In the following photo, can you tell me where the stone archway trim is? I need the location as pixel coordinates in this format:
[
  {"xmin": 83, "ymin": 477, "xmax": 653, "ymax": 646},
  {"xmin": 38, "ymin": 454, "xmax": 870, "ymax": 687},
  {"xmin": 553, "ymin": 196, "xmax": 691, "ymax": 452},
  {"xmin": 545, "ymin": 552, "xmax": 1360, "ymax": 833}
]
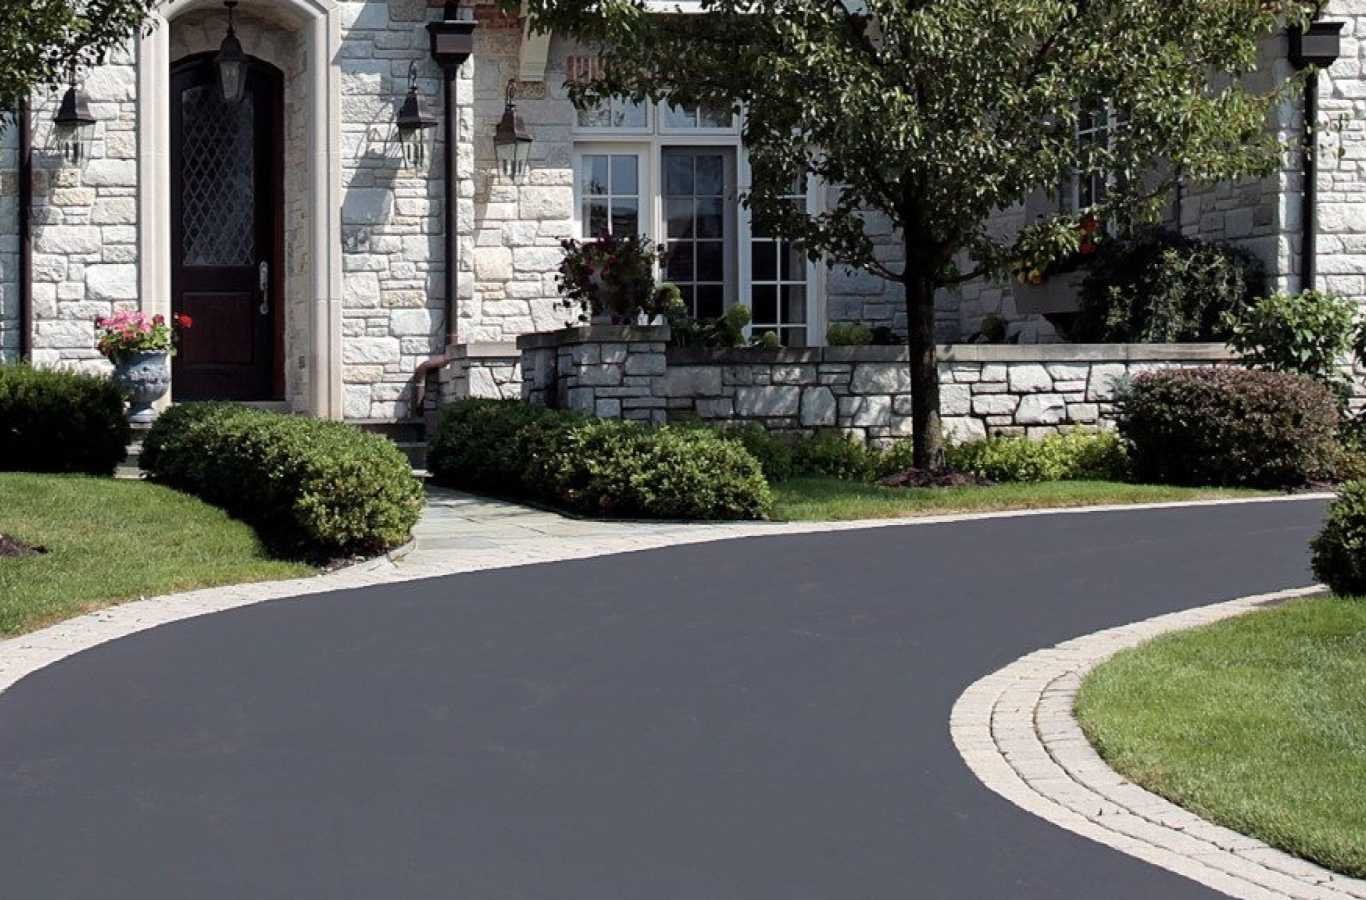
[{"xmin": 136, "ymin": 0, "xmax": 343, "ymax": 418}]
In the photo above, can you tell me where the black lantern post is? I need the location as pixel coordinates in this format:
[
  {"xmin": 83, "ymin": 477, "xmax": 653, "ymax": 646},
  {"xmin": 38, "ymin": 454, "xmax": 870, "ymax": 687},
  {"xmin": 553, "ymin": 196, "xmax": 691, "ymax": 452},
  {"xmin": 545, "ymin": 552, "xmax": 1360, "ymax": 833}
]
[
  {"xmin": 396, "ymin": 61, "xmax": 439, "ymax": 169},
  {"xmin": 215, "ymin": 1, "xmax": 247, "ymax": 104},
  {"xmin": 52, "ymin": 63, "xmax": 96, "ymax": 166},
  {"xmin": 493, "ymin": 80, "xmax": 533, "ymax": 181}
]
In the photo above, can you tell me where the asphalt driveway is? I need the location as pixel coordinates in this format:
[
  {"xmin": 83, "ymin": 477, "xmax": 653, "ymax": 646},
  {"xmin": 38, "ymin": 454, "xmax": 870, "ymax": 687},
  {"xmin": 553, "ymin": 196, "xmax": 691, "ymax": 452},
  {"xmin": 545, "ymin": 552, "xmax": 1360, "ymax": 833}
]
[{"xmin": 0, "ymin": 499, "xmax": 1327, "ymax": 898}]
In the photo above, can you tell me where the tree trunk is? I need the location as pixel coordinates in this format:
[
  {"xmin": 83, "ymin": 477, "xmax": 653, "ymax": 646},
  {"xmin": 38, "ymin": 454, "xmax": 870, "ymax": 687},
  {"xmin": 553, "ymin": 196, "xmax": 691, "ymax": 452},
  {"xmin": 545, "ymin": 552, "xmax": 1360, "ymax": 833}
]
[{"xmin": 905, "ymin": 274, "xmax": 945, "ymax": 470}]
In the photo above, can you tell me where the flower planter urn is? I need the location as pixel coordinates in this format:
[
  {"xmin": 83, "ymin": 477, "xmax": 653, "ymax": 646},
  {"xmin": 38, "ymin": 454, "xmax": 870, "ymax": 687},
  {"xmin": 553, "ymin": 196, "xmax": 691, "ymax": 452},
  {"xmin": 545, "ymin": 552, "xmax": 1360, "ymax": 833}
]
[{"xmin": 111, "ymin": 350, "xmax": 171, "ymax": 425}]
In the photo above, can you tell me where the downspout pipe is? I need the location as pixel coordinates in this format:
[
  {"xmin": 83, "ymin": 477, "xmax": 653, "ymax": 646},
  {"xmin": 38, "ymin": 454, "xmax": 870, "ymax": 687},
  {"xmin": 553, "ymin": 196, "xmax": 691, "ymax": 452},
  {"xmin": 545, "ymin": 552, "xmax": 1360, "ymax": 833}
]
[
  {"xmin": 17, "ymin": 97, "xmax": 32, "ymax": 361},
  {"xmin": 1289, "ymin": 21, "xmax": 1345, "ymax": 293},
  {"xmin": 412, "ymin": 5, "xmax": 477, "ymax": 420},
  {"xmin": 1302, "ymin": 69, "xmax": 1319, "ymax": 293}
]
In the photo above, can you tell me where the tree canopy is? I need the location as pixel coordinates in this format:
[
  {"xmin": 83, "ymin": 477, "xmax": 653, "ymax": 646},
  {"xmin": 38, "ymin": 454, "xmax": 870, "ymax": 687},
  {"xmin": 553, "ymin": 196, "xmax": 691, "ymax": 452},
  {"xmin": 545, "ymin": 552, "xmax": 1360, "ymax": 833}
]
[
  {"xmin": 0, "ymin": 0, "xmax": 158, "ymax": 111},
  {"xmin": 520, "ymin": 0, "xmax": 1320, "ymax": 465}
]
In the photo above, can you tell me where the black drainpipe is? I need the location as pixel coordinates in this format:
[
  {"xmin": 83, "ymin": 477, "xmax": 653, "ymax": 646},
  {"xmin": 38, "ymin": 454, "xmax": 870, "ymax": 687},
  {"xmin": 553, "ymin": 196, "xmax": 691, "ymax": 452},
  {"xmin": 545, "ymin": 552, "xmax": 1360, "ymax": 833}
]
[
  {"xmin": 1302, "ymin": 68, "xmax": 1319, "ymax": 292},
  {"xmin": 17, "ymin": 96, "xmax": 32, "ymax": 361},
  {"xmin": 412, "ymin": 5, "xmax": 477, "ymax": 420},
  {"xmin": 1289, "ymin": 21, "xmax": 1345, "ymax": 293},
  {"xmin": 441, "ymin": 66, "xmax": 459, "ymax": 349}
]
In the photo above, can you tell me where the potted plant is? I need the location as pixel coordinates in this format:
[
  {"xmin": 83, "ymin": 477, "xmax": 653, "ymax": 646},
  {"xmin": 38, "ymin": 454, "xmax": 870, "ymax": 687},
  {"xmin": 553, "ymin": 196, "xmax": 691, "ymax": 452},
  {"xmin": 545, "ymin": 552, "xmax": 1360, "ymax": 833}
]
[
  {"xmin": 556, "ymin": 232, "xmax": 663, "ymax": 325},
  {"xmin": 1009, "ymin": 213, "xmax": 1102, "ymax": 317},
  {"xmin": 95, "ymin": 310, "xmax": 191, "ymax": 424}
]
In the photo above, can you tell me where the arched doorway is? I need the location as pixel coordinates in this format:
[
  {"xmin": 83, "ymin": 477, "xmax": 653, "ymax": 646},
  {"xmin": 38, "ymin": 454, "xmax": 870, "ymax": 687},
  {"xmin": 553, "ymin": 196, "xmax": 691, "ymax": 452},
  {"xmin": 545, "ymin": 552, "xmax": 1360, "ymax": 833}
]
[{"xmin": 169, "ymin": 53, "xmax": 284, "ymax": 401}]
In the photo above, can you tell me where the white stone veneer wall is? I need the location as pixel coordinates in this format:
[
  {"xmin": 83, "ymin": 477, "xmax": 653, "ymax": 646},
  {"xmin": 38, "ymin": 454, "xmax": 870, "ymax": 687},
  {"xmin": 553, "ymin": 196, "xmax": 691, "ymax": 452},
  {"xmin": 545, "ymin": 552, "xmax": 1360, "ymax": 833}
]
[
  {"xmin": 25, "ymin": 44, "xmax": 139, "ymax": 374},
  {"xmin": 0, "ymin": 118, "xmax": 17, "ymax": 362},
  {"xmin": 1316, "ymin": 5, "xmax": 1366, "ymax": 307},
  {"xmin": 464, "ymin": 21, "xmax": 577, "ymax": 344},
  {"xmin": 337, "ymin": 0, "xmax": 463, "ymax": 420}
]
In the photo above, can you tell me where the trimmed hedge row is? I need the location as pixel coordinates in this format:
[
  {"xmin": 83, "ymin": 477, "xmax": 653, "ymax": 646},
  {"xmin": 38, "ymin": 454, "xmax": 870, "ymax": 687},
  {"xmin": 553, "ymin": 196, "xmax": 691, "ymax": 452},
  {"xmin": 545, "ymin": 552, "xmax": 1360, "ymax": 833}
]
[
  {"xmin": 711, "ymin": 424, "xmax": 1127, "ymax": 485},
  {"xmin": 946, "ymin": 431, "xmax": 1128, "ymax": 483},
  {"xmin": 0, "ymin": 364, "xmax": 130, "ymax": 476},
  {"xmin": 428, "ymin": 399, "xmax": 772, "ymax": 520},
  {"xmin": 1116, "ymin": 367, "xmax": 1339, "ymax": 488},
  {"xmin": 141, "ymin": 403, "xmax": 423, "ymax": 556}
]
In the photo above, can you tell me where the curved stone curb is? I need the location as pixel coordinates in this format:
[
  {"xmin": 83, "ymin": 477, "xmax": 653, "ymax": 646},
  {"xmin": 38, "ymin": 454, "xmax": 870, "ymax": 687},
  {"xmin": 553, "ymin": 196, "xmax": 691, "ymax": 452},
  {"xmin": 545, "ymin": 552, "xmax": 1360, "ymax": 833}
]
[
  {"xmin": 951, "ymin": 585, "xmax": 1366, "ymax": 900},
  {"xmin": 0, "ymin": 492, "xmax": 1331, "ymax": 707}
]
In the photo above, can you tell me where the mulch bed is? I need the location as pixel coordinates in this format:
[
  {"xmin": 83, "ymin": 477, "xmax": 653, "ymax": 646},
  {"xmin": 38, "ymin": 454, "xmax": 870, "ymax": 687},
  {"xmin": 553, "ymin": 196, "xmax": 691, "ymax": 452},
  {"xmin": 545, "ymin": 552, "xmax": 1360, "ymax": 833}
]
[
  {"xmin": 878, "ymin": 468, "xmax": 993, "ymax": 489},
  {"xmin": 0, "ymin": 534, "xmax": 46, "ymax": 559}
]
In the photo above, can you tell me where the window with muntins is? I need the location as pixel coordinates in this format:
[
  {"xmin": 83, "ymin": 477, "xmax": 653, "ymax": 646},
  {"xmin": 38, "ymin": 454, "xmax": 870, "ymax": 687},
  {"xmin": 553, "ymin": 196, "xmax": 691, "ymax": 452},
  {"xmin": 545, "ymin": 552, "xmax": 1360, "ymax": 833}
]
[{"xmin": 572, "ymin": 97, "xmax": 820, "ymax": 344}]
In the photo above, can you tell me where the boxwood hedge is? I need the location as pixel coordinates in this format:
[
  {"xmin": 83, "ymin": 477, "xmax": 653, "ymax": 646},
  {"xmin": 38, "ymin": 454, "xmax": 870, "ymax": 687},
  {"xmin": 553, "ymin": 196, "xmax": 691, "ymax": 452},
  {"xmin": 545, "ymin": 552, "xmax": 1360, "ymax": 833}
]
[
  {"xmin": 1311, "ymin": 481, "xmax": 1366, "ymax": 595},
  {"xmin": 141, "ymin": 403, "xmax": 423, "ymax": 556},
  {"xmin": 0, "ymin": 364, "xmax": 130, "ymax": 476},
  {"xmin": 429, "ymin": 399, "xmax": 772, "ymax": 520}
]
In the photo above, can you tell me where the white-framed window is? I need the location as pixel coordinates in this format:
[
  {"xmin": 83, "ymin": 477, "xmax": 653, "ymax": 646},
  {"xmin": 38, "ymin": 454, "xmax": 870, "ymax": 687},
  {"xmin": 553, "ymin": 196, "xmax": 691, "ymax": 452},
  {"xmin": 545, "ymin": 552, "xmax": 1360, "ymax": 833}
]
[
  {"xmin": 658, "ymin": 103, "xmax": 737, "ymax": 134},
  {"xmin": 575, "ymin": 96, "xmax": 649, "ymax": 134},
  {"xmin": 575, "ymin": 148, "xmax": 647, "ymax": 238},
  {"xmin": 746, "ymin": 180, "xmax": 810, "ymax": 346},
  {"xmin": 572, "ymin": 97, "xmax": 822, "ymax": 344},
  {"xmin": 1061, "ymin": 102, "xmax": 1116, "ymax": 214}
]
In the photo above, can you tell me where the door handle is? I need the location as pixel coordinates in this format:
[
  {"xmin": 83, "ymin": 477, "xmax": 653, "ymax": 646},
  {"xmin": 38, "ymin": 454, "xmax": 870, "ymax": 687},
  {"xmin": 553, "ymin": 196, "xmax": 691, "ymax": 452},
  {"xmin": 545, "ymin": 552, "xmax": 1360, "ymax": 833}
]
[{"xmin": 258, "ymin": 261, "xmax": 269, "ymax": 316}]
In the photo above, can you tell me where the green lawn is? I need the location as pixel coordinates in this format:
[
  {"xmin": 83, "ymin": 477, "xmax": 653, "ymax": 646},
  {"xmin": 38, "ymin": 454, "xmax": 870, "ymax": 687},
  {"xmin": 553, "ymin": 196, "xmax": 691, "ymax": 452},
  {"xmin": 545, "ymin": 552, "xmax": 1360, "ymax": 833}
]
[
  {"xmin": 771, "ymin": 477, "xmax": 1264, "ymax": 521},
  {"xmin": 0, "ymin": 474, "xmax": 313, "ymax": 636},
  {"xmin": 1076, "ymin": 595, "xmax": 1366, "ymax": 878}
]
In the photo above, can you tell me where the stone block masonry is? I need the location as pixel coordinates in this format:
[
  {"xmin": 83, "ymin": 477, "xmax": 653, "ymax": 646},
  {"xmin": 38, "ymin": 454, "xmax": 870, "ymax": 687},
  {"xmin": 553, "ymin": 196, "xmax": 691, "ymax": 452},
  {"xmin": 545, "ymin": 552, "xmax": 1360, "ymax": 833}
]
[
  {"xmin": 518, "ymin": 326, "xmax": 671, "ymax": 424},
  {"xmin": 515, "ymin": 328, "xmax": 1237, "ymax": 446}
]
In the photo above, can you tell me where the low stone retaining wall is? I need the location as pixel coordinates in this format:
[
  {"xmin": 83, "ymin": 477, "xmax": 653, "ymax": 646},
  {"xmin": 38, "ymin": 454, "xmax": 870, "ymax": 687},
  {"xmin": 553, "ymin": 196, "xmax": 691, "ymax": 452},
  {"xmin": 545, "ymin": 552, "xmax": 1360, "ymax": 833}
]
[
  {"xmin": 440, "ymin": 342, "xmax": 522, "ymax": 403},
  {"xmin": 504, "ymin": 327, "xmax": 1237, "ymax": 444}
]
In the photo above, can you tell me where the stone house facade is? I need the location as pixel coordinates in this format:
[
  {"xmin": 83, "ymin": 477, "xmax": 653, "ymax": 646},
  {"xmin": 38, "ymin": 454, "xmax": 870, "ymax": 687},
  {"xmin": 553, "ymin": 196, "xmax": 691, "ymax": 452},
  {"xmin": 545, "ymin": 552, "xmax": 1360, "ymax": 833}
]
[{"xmin": 0, "ymin": 0, "xmax": 1361, "ymax": 425}]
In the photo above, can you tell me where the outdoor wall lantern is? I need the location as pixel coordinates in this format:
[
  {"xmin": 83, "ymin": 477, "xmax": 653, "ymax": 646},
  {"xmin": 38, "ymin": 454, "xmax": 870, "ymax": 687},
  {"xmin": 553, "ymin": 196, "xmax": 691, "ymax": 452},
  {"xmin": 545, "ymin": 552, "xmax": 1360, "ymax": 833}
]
[
  {"xmin": 493, "ymin": 80, "xmax": 533, "ymax": 181},
  {"xmin": 396, "ymin": 61, "xmax": 439, "ymax": 169},
  {"xmin": 215, "ymin": 0, "xmax": 248, "ymax": 104},
  {"xmin": 52, "ymin": 64, "xmax": 96, "ymax": 166}
]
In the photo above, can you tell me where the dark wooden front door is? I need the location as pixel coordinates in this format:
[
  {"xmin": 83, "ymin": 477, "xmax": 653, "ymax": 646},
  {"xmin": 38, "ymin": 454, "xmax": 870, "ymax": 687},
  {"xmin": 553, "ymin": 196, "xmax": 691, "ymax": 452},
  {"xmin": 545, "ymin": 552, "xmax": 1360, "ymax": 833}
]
[{"xmin": 170, "ymin": 55, "xmax": 283, "ymax": 401}]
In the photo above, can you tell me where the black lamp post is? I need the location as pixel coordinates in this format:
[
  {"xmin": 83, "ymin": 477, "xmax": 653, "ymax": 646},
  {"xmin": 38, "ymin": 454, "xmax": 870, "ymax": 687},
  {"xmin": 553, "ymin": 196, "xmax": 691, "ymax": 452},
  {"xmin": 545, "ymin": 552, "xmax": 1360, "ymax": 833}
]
[
  {"xmin": 215, "ymin": 0, "xmax": 247, "ymax": 104},
  {"xmin": 493, "ymin": 80, "xmax": 533, "ymax": 181},
  {"xmin": 52, "ymin": 63, "xmax": 96, "ymax": 165},
  {"xmin": 396, "ymin": 61, "xmax": 439, "ymax": 169}
]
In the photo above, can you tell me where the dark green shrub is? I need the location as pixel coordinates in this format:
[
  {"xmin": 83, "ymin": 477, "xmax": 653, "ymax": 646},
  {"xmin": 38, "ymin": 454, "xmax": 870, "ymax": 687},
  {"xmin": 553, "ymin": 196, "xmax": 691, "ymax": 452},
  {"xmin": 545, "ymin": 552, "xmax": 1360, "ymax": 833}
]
[
  {"xmin": 533, "ymin": 419, "xmax": 772, "ymax": 519},
  {"xmin": 141, "ymin": 403, "xmax": 422, "ymax": 556},
  {"xmin": 1226, "ymin": 290, "xmax": 1358, "ymax": 399},
  {"xmin": 1073, "ymin": 229, "xmax": 1267, "ymax": 343},
  {"xmin": 791, "ymin": 431, "xmax": 878, "ymax": 481},
  {"xmin": 1116, "ymin": 367, "xmax": 1339, "ymax": 488},
  {"xmin": 429, "ymin": 399, "xmax": 772, "ymax": 520},
  {"xmin": 1311, "ymin": 482, "xmax": 1366, "ymax": 595},
  {"xmin": 714, "ymin": 424, "xmax": 796, "ymax": 482},
  {"xmin": 827, "ymin": 323, "xmax": 874, "ymax": 346},
  {"xmin": 428, "ymin": 398, "xmax": 580, "ymax": 496},
  {"xmin": 0, "ymin": 364, "xmax": 129, "ymax": 476},
  {"xmin": 945, "ymin": 431, "xmax": 1128, "ymax": 483}
]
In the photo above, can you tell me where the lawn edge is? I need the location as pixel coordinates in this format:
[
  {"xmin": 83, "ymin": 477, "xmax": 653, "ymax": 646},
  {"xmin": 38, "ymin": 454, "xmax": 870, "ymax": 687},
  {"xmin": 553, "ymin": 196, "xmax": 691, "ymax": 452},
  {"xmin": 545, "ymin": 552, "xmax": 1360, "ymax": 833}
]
[{"xmin": 950, "ymin": 584, "xmax": 1366, "ymax": 900}]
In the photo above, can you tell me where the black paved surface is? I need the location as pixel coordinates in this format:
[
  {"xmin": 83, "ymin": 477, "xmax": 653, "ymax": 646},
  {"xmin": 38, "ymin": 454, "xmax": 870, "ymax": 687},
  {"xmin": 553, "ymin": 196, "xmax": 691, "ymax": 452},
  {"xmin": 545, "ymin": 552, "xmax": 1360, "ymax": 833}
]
[{"xmin": 0, "ymin": 499, "xmax": 1327, "ymax": 898}]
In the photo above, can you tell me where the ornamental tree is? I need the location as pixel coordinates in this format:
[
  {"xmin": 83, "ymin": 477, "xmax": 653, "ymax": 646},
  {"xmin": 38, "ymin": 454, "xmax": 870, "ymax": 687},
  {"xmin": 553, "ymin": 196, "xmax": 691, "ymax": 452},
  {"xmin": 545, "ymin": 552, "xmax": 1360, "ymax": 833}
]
[
  {"xmin": 0, "ymin": 0, "xmax": 158, "ymax": 112},
  {"xmin": 520, "ymin": 0, "xmax": 1318, "ymax": 467}
]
